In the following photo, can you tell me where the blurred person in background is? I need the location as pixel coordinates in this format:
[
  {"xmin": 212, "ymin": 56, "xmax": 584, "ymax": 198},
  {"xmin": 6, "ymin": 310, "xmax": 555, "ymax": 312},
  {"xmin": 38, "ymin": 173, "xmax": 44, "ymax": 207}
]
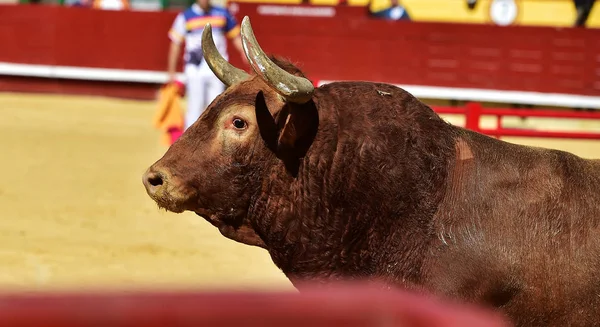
[
  {"xmin": 66, "ymin": 0, "xmax": 128, "ymax": 9},
  {"xmin": 466, "ymin": 0, "xmax": 478, "ymax": 10},
  {"xmin": 167, "ymin": 0, "xmax": 247, "ymax": 131},
  {"xmin": 68, "ymin": 0, "xmax": 92, "ymax": 7},
  {"xmin": 574, "ymin": 0, "xmax": 596, "ymax": 27},
  {"xmin": 370, "ymin": 0, "xmax": 411, "ymax": 21},
  {"xmin": 92, "ymin": 0, "xmax": 129, "ymax": 10}
]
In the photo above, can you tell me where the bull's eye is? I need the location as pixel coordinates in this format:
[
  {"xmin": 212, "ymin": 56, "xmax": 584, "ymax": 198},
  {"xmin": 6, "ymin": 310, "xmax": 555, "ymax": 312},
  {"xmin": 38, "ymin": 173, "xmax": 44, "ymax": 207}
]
[{"xmin": 232, "ymin": 118, "xmax": 247, "ymax": 130}]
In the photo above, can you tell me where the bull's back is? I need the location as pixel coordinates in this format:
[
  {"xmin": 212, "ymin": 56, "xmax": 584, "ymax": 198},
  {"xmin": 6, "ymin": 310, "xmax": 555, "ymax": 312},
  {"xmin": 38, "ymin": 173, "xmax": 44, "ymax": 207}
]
[
  {"xmin": 316, "ymin": 82, "xmax": 600, "ymax": 324},
  {"xmin": 430, "ymin": 129, "xmax": 600, "ymax": 324}
]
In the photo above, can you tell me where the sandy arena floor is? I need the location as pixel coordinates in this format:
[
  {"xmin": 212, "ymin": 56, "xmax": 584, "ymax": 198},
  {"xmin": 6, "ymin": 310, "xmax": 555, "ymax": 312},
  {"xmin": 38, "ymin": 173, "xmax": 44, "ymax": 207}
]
[{"xmin": 0, "ymin": 92, "xmax": 599, "ymax": 293}]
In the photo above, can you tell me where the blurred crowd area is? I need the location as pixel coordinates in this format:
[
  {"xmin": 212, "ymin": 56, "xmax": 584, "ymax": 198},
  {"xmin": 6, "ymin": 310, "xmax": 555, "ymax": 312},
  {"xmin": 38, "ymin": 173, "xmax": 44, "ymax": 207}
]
[{"xmin": 3, "ymin": 0, "xmax": 597, "ymax": 28}]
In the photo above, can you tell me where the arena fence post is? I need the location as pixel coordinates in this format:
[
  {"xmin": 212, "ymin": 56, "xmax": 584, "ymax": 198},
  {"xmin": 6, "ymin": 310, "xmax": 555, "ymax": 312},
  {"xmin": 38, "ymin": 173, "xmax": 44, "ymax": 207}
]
[{"xmin": 465, "ymin": 102, "xmax": 482, "ymax": 133}]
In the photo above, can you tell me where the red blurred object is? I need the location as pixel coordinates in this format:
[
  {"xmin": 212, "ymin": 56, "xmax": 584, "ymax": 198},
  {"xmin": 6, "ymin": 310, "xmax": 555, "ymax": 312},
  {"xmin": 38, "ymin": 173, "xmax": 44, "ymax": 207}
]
[
  {"xmin": 167, "ymin": 81, "xmax": 185, "ymax": 144},
  {"xmin": 168, "ymin": 126, "xmax": 183, "ymax": 144},
  {"xmin": 0, "ymin": 284, "xmax": 511, "ymax": 327},
  {"xmin": 173, "ymin": 80, "xmax": 186, "ymax": 97}
]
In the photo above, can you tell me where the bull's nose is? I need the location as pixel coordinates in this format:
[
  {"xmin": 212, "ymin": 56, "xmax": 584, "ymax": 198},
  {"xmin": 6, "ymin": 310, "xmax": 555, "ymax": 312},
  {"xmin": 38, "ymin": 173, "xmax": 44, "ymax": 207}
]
[{"xmin": 142, "ymin": 169, "xmax": 167, "ymax": 197}]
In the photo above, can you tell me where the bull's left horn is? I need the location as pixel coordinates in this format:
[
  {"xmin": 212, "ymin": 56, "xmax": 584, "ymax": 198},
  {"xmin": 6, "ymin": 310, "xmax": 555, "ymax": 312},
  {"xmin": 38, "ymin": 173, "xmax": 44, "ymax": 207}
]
[
  {"xmin": 240, "ymin": 16, "xmax": 314, "ymax": 104},
  {"xmin": 202, "ymin": 24, "xmax": 249, "ymax": 86}
]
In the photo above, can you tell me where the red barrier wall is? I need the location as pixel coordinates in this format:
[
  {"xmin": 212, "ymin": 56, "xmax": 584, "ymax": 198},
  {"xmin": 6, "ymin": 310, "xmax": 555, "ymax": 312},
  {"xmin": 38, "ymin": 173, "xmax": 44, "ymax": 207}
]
[
  {"xmin": 0, "ymin": 4, "xmax": 177, "ymax": 71},
  {"xmin": 229, "ymin": 3, "xmax": 600, "ymax": 96},
  {"xmin": 1, "ymin": 3, "xmax": 599, "ymax": 99}
]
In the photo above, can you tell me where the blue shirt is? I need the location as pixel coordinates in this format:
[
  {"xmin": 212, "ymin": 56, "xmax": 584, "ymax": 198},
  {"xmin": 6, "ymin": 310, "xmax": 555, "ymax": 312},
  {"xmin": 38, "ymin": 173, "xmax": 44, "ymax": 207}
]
[{"xmin": 169, "ymin": 4, "xmax": 240, "ymax": 65}]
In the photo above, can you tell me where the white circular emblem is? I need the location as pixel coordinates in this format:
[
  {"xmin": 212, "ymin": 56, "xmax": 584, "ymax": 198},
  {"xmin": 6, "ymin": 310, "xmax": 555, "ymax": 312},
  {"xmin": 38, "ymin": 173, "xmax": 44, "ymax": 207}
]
[{"xmin": 489, "ymin": 0, "xmax": 518, "ymax": 26}]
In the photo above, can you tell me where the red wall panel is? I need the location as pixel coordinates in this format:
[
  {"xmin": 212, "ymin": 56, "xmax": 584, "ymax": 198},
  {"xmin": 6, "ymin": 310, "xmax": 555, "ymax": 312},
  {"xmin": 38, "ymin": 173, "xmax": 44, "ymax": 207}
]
[
  {"xmin": 0, "ymin": 5, "xmax": 58, "ymax": 66},
  {"xmin": 0, "ymin": 4, "xmax": 177, "ymax": 70},
  {"xmin": 0, "ymin": 3, "xmax": 598, "ymax": 97},
  {"xmin": 51, "ymin": 7, "xmax": 177, "ymax": 70},
  {"xmin": 228, "ymin": 4, "xmax": 600, "ymax": 96}
]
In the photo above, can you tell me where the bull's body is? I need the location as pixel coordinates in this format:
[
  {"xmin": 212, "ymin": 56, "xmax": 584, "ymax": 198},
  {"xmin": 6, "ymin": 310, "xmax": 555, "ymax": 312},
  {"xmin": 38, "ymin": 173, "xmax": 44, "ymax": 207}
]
[
  {"xmin": 256, "ymin": 81, "xmax": 600, "ymax": 325},
  {"xmin": 143, "ymin": 17, "xmax": 600, "ymax": 326}
]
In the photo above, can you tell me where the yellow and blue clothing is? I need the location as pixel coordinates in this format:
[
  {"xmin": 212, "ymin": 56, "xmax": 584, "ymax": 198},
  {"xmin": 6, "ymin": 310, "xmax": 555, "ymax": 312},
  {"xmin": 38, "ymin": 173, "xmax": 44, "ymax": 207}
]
[
  {"xmin": 169, "ymin": 3, "xmax": 240, "ymax": 65},
  {"xmin": 168, "ymin": 3, "xmax": 241, "ymax": 131}
]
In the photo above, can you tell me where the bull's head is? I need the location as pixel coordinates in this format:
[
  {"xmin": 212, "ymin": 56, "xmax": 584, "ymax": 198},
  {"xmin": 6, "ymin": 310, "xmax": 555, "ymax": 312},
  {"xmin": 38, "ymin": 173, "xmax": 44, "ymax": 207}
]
[{"xmin": 142, "ymin": 17, "xmax": 318, "ymax": 248}]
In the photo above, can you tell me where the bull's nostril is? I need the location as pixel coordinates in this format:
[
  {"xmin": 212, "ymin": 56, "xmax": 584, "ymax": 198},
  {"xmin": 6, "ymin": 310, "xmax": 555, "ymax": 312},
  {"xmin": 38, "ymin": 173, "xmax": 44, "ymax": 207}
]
[{"xmin": 148, "ymin": 173, "xmax": 164, "ymax": 187}]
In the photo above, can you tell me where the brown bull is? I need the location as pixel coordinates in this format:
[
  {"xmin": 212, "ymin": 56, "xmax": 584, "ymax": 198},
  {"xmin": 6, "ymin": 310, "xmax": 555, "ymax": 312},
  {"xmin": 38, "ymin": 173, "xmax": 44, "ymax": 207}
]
[{"xmin": 142, "ymin": 16, "xmax": 600, "ymax": 326}]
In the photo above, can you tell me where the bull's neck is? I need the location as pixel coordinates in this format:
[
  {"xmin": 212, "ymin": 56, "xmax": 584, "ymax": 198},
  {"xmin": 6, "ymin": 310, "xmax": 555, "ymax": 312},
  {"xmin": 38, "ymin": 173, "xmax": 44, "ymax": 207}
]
[
  {"xmin": 250, "ymin": 134, "xmax": 455, "ymax": 285},
  {"xmin": 250, "ymin": 154, "xmax": 350, "ymax": 281}
]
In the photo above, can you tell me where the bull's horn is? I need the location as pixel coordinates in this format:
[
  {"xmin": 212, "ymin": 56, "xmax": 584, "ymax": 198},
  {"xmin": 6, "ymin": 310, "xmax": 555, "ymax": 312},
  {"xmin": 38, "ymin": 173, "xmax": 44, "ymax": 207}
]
[
  {"xmin": 240, "ymin": 16, "xmax": 314, "ymax": 104},
  {"xmin": 202, "ymin": 24, "xmax": 249, "ymax": 86}
]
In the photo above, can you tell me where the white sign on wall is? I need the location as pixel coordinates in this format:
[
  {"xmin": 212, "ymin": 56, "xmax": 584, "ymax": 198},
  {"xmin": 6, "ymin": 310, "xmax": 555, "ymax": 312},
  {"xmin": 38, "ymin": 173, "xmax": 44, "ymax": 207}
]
[{"xmin": 489, "ymin": 0, "xmax": 519, "ymax": 26}]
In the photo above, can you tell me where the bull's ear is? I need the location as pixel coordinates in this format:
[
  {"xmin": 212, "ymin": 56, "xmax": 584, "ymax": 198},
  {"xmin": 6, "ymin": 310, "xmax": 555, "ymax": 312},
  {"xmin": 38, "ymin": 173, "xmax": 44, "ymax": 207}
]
[
  {"xmin": 277, "ymin": 105, "xmax": 299, "ymax": 150},
  {"xmin": 255, "ymin": 91, "xmax": 318, "ymax": 159},
  {"xmin": 276, "ymin": 100, "xmax": 319, "ymax": 157},
  {"xmin": 255, "ymin": 91, "xmax": 278, "ymax": 152}
]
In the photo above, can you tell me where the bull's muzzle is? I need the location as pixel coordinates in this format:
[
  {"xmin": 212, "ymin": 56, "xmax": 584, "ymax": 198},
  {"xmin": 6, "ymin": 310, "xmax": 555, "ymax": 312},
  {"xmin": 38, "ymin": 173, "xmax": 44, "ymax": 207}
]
[
  {"xmin": 142, "ymin": 166, "xmax": 192, "ymax": 213},
  {"xmin": 142, "ymin": 168, "xmax": 165, "ymax": 196}
]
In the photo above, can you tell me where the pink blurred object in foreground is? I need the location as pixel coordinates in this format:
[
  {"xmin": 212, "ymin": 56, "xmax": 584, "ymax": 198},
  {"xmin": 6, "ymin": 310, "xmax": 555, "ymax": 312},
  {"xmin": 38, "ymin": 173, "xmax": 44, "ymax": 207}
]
[{"xmin": 0, "ymin": 282, "xmax": 512, "ymax": 327}]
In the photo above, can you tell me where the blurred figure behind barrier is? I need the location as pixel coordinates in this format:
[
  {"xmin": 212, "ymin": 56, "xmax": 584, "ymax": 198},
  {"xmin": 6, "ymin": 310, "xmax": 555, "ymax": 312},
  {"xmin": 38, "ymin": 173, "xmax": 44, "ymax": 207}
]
[
  {"xmin": 369, "ymin": 0, "xmax": 411, "ymax": 21},
  {"xmin": 166, "ymin": 0, "xmax": 247, "ymax": 131},
  {"xmin": 574, "ymin": 0, "xmax": 596, "ymax": 27}
]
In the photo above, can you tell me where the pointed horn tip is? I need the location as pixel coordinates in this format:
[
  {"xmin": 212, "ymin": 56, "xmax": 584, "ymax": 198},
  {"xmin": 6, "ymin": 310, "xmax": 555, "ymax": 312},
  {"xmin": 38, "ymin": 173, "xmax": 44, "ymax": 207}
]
[
  {"xmin": 202, "ymin": 24, "xmax": 212, "ymax": 39},
  {"xmin": 238, "ymin": 14, "xmax": 313, "ymax": 103},
  {"xmin": 240, "ymin": 17, "xmax": 251, "ymax": 36}
]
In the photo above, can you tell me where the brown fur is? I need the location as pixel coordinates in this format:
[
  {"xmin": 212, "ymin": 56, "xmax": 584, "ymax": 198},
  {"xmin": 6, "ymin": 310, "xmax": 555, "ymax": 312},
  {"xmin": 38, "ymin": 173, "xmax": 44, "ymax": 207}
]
[{"xmin": 143, "ymin": 57, "xmax": 600, "ymax": 326}]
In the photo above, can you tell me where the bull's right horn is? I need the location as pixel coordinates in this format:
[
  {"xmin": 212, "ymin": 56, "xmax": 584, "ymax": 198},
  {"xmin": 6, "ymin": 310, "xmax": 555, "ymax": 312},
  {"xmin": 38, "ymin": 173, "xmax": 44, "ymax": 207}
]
[
  {"xmin": 202, "ymin": 24, "xmax": 249, "ymax": 86},
  {"xmin": 240, "ymin": 16, "xmax": 314, "ymax": 104}
]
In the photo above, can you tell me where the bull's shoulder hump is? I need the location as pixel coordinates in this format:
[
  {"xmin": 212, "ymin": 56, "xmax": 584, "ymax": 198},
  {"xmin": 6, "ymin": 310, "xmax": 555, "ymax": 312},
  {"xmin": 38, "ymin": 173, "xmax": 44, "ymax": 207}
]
[
  {"xmin": 317, "ymin": 81, "xmax": 412, "ymax": 99},
  {"xmin": 318, "ymin": 81, "xmax": 404, "ymax": 90}
]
